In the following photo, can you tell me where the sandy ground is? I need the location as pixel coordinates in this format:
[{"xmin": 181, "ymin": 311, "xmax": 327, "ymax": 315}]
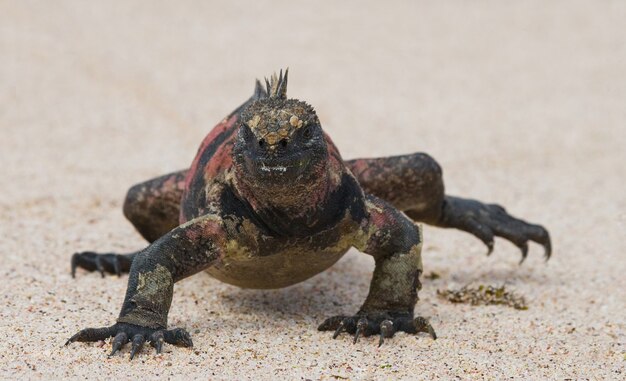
[{"xmin": 1, "ymin": 0, "xmax": 625, "ymax": 379}]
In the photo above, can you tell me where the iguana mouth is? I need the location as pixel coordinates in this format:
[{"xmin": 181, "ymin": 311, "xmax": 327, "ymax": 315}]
[
  {"xmin": 245, "ymin": 153, "xmax": 312, "ymax": 179},
  {"xmin": 260, "ymin": 164, "xmax": 287, "ymax": 173}
]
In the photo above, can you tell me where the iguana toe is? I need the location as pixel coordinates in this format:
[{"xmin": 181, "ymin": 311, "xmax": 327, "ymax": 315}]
[
  {"xmin": 71, "ymin": 252, "xmax": 132, "ymax": 278},
  {"xmin": 319, "ymin": 312, "xmax": 436, "ymax": 346},
  {"xmin": 66, "ymin": 322, "xmax": 192, "ymax": 359}
]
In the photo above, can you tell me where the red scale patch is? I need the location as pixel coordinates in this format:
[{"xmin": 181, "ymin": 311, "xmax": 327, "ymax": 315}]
[
  {"xmin": 204, "ymin": 142, "xmax": 234, "ymax": 179},
  {"xmin": 185, "ymin": 115, "xmax": 239, "ymax": 188}
]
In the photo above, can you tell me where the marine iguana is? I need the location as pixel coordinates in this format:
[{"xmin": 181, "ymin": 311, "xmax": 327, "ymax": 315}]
[{"xmin": 66, "ymin": 70, "xmax": 551, "ymax": 358}]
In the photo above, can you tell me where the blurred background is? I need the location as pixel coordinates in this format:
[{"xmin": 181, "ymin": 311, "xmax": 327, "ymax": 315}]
[{"xmin": 1, "ymin": 1, "xmax": 624, "ymax": 379}]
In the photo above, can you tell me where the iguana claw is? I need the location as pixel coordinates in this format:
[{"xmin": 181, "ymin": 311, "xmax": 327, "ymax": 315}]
[{"xmin": 66, "ymin": 322, "xmax": 192, "ymax": 359}]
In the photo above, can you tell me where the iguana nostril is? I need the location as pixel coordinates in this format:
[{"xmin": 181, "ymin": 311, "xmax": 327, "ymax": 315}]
[
  {"xmin": 279, "ymin": 139, "xmax": 288, "ymax": 148},
  {"xmin": 258, "ymin": 139, "xmax": 266, "ymax": 148}
]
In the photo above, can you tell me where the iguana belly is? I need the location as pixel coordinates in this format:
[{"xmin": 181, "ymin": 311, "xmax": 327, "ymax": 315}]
[{"xmin": 204, "ymin": 244, "xmax": 350, "ymax": 289}]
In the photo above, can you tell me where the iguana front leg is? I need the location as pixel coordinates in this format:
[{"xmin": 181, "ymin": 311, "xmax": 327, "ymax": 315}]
[
  {"xmin": 319, "ymin": 195, "xmax": 436, "ymax": 346},
  {"xmin": 66, "ymin": 214, "xmax": 228, "ymax": 358}
]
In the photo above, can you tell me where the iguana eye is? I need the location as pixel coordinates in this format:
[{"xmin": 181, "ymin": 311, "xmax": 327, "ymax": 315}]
[{"xmin": 303, "ymin": 126, "xmax": 312, "ymax": 139}]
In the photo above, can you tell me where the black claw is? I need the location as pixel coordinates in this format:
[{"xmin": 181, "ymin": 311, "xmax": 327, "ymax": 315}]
[
  {"xmin": 129, "ymin": 334, "xmax": 145, "ymax": 360},
  {"xmin": 113, "ymin": 257, "xmax": 121, "ymax": 277},
  {"xmin": 151, "ymin": 331, "xmax": 165, "ymax": 354},
  {"xmin": 332, "ymin": 321, "xmax": 345, "ymax": 339},
  {"xmin": 71, "ymin": 253, "xmax": 78, "ymax": 278},
  {"xmin": 378, "ymin": 320, "xmax": 394, "ymax": 347},
  {"xmin": 543, "ymin": 238, "xmax": 552, "ymax": 261},
  {"xmin": 95, "ymin": 257, "xmax": 105, "ymax": 278},
  {"xmin": 109, "ymin": 332, "xmax": 128, "ymax": 357},
  {"xmin": 486, "ymin": 241, "xmax": 494, "ymax": 256},
  {"xmin": 182, "ymin": 333, "xmax": 193, "ymax": 348},
  {"xmin": 468, "ymin": 222, "xmax": 495, "ymax": 256},
  {"xmin": 518, "ymin": 242, "xmax": 529, "ymax": 265},
  {"xmin": 522, "ymin": 223, "xmax": 552, "ymax": 262},
  {"xmin": 414, "ymin": 317, "xmax": 437, "ymax": 340},
  {"xmin": 65, "ymin": 332, "xmax": 80, "ymax": 346},
  {"xmin": 428, "ymin": 325, "xmax": 437, "ymax": 340},
  {"xmin": 154, "ymin": 339, "xmax": 163, "ymax": 354},
  {"xmin": 353, "ymin": 318, "xmax": 368, "ymax": 344}
]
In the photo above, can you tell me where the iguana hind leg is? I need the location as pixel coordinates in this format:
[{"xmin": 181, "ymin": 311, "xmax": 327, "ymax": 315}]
[
  {"xmin": 346, "ymin": 153, "xmax": 444, "ymax": 224},
  {"xmin": 71, "ymin": 170, "xmax": 188, "ymax": 277},
  {"xmin": 123, "ymin": 169, "xmax": 188, "ymax": 242},
  {"xmin": 346, "ymin": 154, "xmax": 551, "ymax": 260}
]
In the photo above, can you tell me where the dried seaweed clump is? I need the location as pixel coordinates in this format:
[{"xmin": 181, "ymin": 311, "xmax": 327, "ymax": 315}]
[{"xmin": 437, "ymin": 284, "xmax": 528, "ymax": 310}]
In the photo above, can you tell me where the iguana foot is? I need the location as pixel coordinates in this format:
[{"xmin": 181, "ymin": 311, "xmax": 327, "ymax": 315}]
[
  {"xmin": 441, "ymin": 196, "xmax": 551, "ymax": 263},
  {"xmin": 65, "ymin": 322, "xmax": 193, "ymax": 359},
  {"xmin": 318, "ymin": 312, "xmax": 436, "ymax": 346},
  {"xmin": 71, "ymin": 252, "xmax": 134, "ymax": 278}
]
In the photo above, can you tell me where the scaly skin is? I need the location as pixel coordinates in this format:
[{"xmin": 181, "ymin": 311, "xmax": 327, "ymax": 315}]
[{"xmin": 68, "ymin": 69, "xmax": 551, "ymax": 358}]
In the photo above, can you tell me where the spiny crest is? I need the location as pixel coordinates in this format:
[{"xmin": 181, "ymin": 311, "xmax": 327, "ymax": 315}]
[{"xmin": 264, "ymin": 68, "xmax": 289, "ymax": 99}]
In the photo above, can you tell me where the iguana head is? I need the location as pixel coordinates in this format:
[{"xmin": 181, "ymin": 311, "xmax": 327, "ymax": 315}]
[{"xmin": 233, "ymin": 69, "xmax": 329, "ymax": 189}]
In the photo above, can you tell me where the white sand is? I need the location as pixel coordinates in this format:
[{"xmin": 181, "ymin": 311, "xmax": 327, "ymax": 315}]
[{"xmin": 0, "ymin": 1, "xmax": 624, "ymax": 379}]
